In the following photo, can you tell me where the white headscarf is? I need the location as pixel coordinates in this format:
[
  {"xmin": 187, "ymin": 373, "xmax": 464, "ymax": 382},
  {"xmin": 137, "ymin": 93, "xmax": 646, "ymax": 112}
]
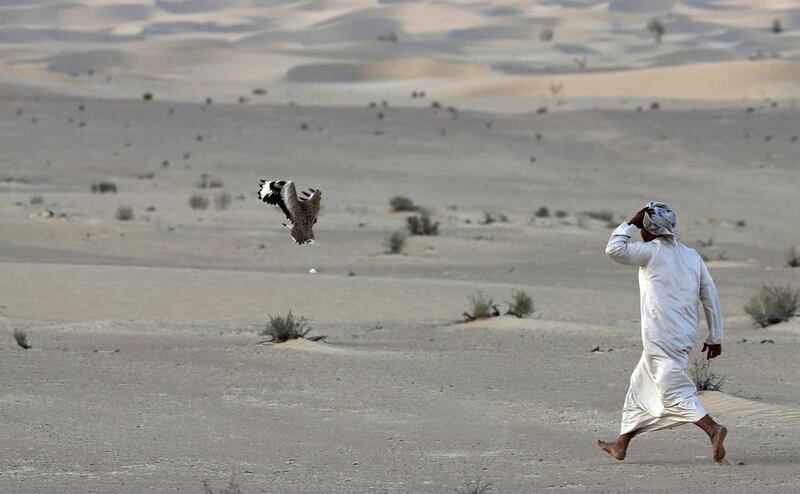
[{"xmin": 643, "ymin": 201, "xmax": 679, "ymax": 239}]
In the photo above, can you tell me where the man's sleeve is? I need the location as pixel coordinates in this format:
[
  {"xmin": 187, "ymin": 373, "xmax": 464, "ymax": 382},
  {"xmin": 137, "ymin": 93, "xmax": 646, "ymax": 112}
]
[
  {"xmin": 605, "ymin": 222, "xmax": 655, "ymax": 267},
  {"xmin": 699, "ymin": 261, "xmax": 724, "ymax": 345}
]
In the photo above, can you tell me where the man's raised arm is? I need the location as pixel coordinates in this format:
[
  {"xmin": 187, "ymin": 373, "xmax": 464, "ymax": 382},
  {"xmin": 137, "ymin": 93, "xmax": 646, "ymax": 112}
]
[{"xmin": 605, "ymin": 208, "xmax": 655, "ymax": 267}]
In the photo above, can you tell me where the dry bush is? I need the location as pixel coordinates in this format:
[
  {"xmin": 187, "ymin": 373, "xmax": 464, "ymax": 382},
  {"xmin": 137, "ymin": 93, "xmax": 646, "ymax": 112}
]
[
  {"xmin": 198, "ymin": 174, "xmax": 223, "ymax": 189},
  {"xmin": 481, "ymin": 211, "xmax": 509, "ymax": 225},
  {"xmin": 744, "ymin": 284, "xmax": 799, "ymax": 327},
  {"xmin": 142, "ymin": 92, "xmax": 153, "ymax": 101},
  {"xmin": 690, "ymin": 357, "xmax": 725, "ymax": 391},
  {"xmin": 261, "ymin": 311, "xmax": 311, "ymax": 342},
  {"xmin": 463, "ymin": 291, "xmax": 500, "ymax": 322},
  {"xmin": 202, "ymin": 476, "xmax": 241, "ymax": 494},
  {"xmin": 580, "ymin": 210, "xmax": 614, "ymax": 222},
  {"xmin": 30, "ymin": 195, "xmax": 44, "ymax": 205},
  {"xmin": 189, "ymin": 194, "xmax": 209, "ymax": 210},
  {"xmin": 91, "ymin": 181, "xmax": 117, "ymax": 193},
  {"xmin": 647, "ymin": 18, "xmax": 665, "ymax": 43},
  {"xmin": 115, "ymin": 206, "xmax": 133, "ymax": 221},
  {"xmin": 407, "ymin": 210, "xmax": 439, "ymax": 236},
  {"xmin": 214, "ymin": 192, "xmax": 232, "ymax": 210},
  {"xmin": 534, "ymin": 206, "xmax": 550, "ymax": 218},
  {"xmin": 385, "ymin": 231, "xmax": 407, "ymax": 254},
  {"xmin": 539, "ymin": 28, "xmax": 554, "ymax": 42},
  {"xmin": 456, "ymin": 478, "xmax": 493, "ymax": 494},
  {"xmin": 390, "ymin": 196, "xmax": 418, "ymax": 212},
  {"xmin": 506, "ymin": 290, "xmax": 535, "ymax": 318},
  {"xmin": 787, "ymin": 246, "xmax": 799, "ymax": 268},
  {"xmin": 14, "ymin": 329, "xmax": 31, "ymax": 349}
]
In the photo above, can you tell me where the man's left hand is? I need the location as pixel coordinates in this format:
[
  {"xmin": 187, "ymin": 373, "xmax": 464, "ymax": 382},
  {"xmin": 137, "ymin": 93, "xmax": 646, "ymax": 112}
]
[{"xmin": 702, "ymin": 343, "xmax": 722, "ymax": 360}]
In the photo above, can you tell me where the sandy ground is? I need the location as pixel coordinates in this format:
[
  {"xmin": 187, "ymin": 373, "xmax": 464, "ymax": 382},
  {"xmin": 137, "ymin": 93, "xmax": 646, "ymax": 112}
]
[
  {"xmin": 2, "ymin": 1, "xmax": 800, "ymax": 492},
  {"xmin": 1, "ymin": 88, "xmax": 800, "ymax": 493}
]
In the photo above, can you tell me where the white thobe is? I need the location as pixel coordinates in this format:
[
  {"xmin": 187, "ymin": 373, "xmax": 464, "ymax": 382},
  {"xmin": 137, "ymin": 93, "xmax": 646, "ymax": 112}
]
[{"xmin": 606, "ymin": 223, "xmax": 723, "ymax": 435}]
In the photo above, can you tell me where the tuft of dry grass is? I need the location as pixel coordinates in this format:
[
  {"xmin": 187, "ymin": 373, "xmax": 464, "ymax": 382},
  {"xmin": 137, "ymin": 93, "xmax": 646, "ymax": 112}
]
[
  {"xmin": 202, "ymin": 476, "xmax": 241, "ymax": 494},
  {"xmin": 189, "ymin": 194, "xmax": 209, "ymax": 210},
  {"xmin": 463, "ymin": 291, "xmax": 500, "ymax": 322},
  {"xmin": 260, "ymin": 311, "xmax": 311, "ymax": 342},
  {"xmin": 456, "ymin": 478, "xmax": 493, "ymax": 494},
  {"xmin": 690, "ymin": 357, "xmax": 725, "ymax": 391},
  {"xmin": 743, "ymin": 284, "xmax": 798, "ymax": 327},
  {"xmin": 14, "ymin": 328, "xmax": 31, "ymax": 349},
  {"xmin": 91, "ymin": 181, "xmax": 117, "ymax": 193},
  {"xmin": 115, "ymin": 206, "xmax": 133, "ymax": 221},
  {"xmin": 506, "ymin": 290, "xmax": 535, "ymax": 318}
]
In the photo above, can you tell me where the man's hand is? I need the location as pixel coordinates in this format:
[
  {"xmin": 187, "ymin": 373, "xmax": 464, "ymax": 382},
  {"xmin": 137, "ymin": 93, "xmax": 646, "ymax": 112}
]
[
  {"xmin": 702, "ymin": 343, "xmax": 722, "ymax": 360},
  {"xmin": 628, "ymin": 207, "xmax": 649, "ymax": 228}
]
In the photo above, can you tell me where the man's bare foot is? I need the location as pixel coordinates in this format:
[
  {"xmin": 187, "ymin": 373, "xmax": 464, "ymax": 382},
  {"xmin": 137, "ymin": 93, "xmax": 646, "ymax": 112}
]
[
  {"xmin": 711, "ymin": 425, "xmax": 727, "ymax": 462},
  {"xmin": 597, "ymin": 439, "xmax": 626, "ymax": 461}
]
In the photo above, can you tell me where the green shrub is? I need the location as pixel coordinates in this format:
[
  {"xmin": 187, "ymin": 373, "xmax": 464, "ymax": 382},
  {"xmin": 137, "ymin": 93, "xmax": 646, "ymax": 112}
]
[
  {"xmin": 407, "ymin": 210, "xmax": 439, "ymax": 235},
  {"xmin": 744, "ymin": 284, "xmax": 798, "ymax": 327},
  {"xmin": 261, "ymin": 311, "xmax": 311, "ymax": 342},
  {"xmin": 506, "ymin": 290, "xmax": 535, "ymax": 318},
  {"xmin": 534, "ymin": 206, "xmax": 550, "ymax": 218}
]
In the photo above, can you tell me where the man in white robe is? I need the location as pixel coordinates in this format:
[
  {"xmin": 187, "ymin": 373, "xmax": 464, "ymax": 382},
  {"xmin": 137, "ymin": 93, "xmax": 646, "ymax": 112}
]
[{"xmin": 597, "ymin": 202, "xmax": 727, "ymax": 462}]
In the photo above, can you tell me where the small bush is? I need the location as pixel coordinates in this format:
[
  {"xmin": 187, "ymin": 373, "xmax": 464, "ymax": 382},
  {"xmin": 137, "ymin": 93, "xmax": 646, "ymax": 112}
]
[
  {"xmin": 198, "ymin": 174, "xmax": 223, "ymax": 189},
  {"xmin": 385, "ymin": 231, "xmax": 407, "ymax": 254},
  {"xmin": 463, "ymin": 291, "xmax": 500, "ymax": 322},
  {"xmin": 91, "ymin": 181, "xmax": 117, "ymax": 193},
  {"xmin": 115, "ymin": 206, "xmax": 133, "ymax": 221},
  {"xmin": 407, "ymin": 210, "xmax": 439, "ymax": 236},
  {"xmin": 539, "ymin": 28, "xmax": 554, "ymax": 42},
  {"xmin": 787, "ymin": 246, "xmax": 799, "ymax": 268},
  {"xmin": 580, "ymin": 210, "xmax": 614, "ymax": 222},
  {"xmin": 456, "ymin": 478, "xmax": 493, "ymax": 494},
  {"xmin": 30, "ymin": 195, "xmax": 44, "ymax": 205},
  {"xmin": 506, "ymin": 290, "xmax": 535, "ymax": 318},
  {"xmin": 690, "ymin": 357, "xmax": 724, "ymax": 391},
  {"xmin": 390, "ymin": 196, "xmax": 418, "ymax": 212},
  {"xmin": 647, "ymin": 18, "xmax": 665, "ymax": 43},
  {"xmin": 481, "ymin": 212, "xmax": 509, "ymax": 225},
  {"xmin": 142, "ymin": 92, "xmax": 153, "ymax": 101},
  {"xmin": 214, "ymin": 192, "xmax": 232, "ymax": 210},
  {"xmin": 261, "ymin": 311, "xmax": 311, "ymax": 342},
  {"xmin": 14, "ymin": 328, "xmax": 31, "ymax": 349},
  {"xmin": 202, "ymin": 476, "xmax": 241, "ymax": 494},
  {"xmin": 555, "ymin": 210, "xmax": 567, "ymax": 218},
  {"xmin": 534, "ymin": 206, "xmax": 550, "ymax": 218},
  {"xmin": 189, "ymin": 194, "xmax": 209, "ymax": 210},
  {"xmin": 744, "ymin": 284, "xmax": 799, "ymax": 327}
]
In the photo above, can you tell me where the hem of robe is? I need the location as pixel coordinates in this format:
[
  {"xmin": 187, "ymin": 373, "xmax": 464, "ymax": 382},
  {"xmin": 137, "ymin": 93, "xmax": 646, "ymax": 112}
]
[{"xmin": 620, "ymin": 396, "xmax": 707, "ymax": 436}]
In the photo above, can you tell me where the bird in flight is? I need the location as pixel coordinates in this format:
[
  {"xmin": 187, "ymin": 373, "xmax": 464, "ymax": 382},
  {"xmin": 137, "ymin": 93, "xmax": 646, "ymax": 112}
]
[{"xmin": 258, "ymin": 180, "xmax": 321, "ymax": 245}]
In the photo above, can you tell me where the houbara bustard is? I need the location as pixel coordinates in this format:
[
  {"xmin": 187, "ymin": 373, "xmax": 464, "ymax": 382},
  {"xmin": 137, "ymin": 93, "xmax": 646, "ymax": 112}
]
[{"xmin": 258, "ymin": 180, "xmax": 322, "ymax": 245}]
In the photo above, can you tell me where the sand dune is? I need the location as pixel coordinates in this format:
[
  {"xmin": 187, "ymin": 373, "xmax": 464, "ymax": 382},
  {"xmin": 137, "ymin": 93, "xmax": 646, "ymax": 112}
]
[{"xmin": 700, "ymin": 391, "xmax": 800, "ymax": 427}]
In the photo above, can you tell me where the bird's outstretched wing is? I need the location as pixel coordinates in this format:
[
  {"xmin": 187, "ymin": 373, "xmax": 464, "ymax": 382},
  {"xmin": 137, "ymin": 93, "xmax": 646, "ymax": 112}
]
[{"xmin": 258, "ymin": 180, "xmax": 292, "ymax": 221}]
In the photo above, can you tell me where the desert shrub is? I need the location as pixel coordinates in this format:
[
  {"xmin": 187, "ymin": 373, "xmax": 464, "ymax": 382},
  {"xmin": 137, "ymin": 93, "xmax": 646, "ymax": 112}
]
[
  {"xmin": 202, "ymin": 476, "xmax": 241, "ymax": 494},
  {"xmin": 481, "ymin": 212, "xmax": 509, "ymax": 225},
  {"xmin": 91, "ymin": 181, "xmax": 117, "ymax": 193},
  {"xmin": 580, "ymin": 210, "xmax": 614, "ymax": 222},
  {"xmin": 115, "ymin": 206, "xmax": 133, "ymax": 221},
  {"xmin": 189, "ymin": 194, "xmax": 209, "ymax": 210},
  {"xmin": 456, "ymin": 478, "xmax": 493, "ymax": 494},
  {"xmin": 407, "ymin": 210, "xmax": 439, "ymax": 236},
  {"xmin": 539, "ymin": 28, "xmax": 554, "ymax": 42},
  {"xmin": 390, "ymin": 196, "xmax": 418, "ymax": 212},
  {"xmin": 30, "ymin": 195, "xmax": 44, "ymax": 205},
  {"xmin": 385, "ymin": 231, "xmax": 407, "ymax": 254},
  {"xmin": 555, "ymin": 210, "xmax": 567, "ymax": 218},
  {"xmin": 534, "ymin": 206, "xmax": 550, "ymax": 218},
  {"xmin": 214, "ymin": 192, "xmax": 232, "ymax": 210},
  {"xmin": 14, "ymin": 329, "xmax": 31, "ymax": 349},
  {"xmin": 647, "ymin": 18, "xmax": 665, "ymax": 43},
  {"xmin": 252, "ymin": 88, "xmax": 267, "ymax": 95},
  {"xmin": 744, "ymin": 284, "xmax": 799, "ymax": 327},
  {"xmin": 690, "ymin": 357, "xmax": 725, "ymax": 391},
  {"xmin": 463, "ymin": 291, "xmax": 499, "ymax": 322},
  {"xmin": 198, "ymin": 174, "xmax": 223, "ymax": 189},
  {"xmin": 142, "ymin": 92, "xmax": 153, "ymax": 101},
  {"xmin": 260, "ymin": 311, "xmax": 311, "ymax": 342},
  {"xmin": 506, "ymin": 290, "xmax": 535, "ymax": 318},
  {"xmin": 772, "ymin": 19, "xmax": 782, "ymax": 34},
  {"xmin": 787, "ymin": 246, "xmax": 799, "ymax": 268}
]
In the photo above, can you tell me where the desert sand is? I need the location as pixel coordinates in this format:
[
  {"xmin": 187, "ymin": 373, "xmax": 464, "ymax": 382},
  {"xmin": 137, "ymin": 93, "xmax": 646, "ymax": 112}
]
[{"xmin": 2, "ymin": 1, "xmax": 800, "ymax": 493}]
